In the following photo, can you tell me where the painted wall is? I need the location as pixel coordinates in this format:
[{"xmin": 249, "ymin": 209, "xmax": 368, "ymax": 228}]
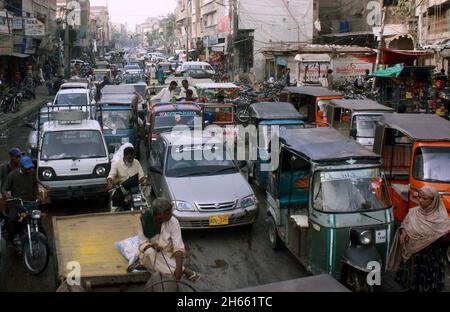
[{"xmin": 238, "ymin": 0, "xmax": 314, "ymax": 81}]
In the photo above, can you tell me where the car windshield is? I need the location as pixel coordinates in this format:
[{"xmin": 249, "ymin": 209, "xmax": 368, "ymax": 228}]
[
  {"xmin": 101, "ymin": 111, "xmax": 132, "ymax": 130},
  {"xmin": 413, "ymin": 146, "xmax": 450, "ymax": 183},
  {"xmin": 153, "ymin": 111, "xmax": 201, "ymax": 131},
  {"xmin": 353, "ymin": 115, "xmax": 383, "ymax": 138},
  {"xmin": 166, "ymin": 145, "xmax": 238, "ymax": 177},
  {"xmin": 54, "ymin": 93, "xmax": 87, "ymax": 105},
  {"xmin": 313, "ymin": 168, "xmax": 390, "ymax": 213},
  {"xmin": 41, "ymin": 130, "xmax": 106, "ymax": 160}
]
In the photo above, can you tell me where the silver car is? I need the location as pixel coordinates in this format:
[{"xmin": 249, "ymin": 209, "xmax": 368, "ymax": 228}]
[{"xmin": 148, "ymin": 132, "xmax": 258, "ymax": 229}]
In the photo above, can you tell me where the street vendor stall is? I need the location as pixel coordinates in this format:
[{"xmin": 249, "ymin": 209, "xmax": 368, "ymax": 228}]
[{"xmin": 373, "ymin": 64, "xmax": 435, "ymax": 113}]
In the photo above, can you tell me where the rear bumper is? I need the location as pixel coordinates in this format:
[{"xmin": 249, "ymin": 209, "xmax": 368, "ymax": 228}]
[{"xmin": 41, "ymin": 178, "xmax": 107, "ymax": 199}]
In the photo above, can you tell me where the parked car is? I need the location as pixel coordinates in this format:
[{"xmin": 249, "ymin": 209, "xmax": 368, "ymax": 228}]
[{"xmin": 148, "ymin": 131, "xmax": 258, "ymax": 229}]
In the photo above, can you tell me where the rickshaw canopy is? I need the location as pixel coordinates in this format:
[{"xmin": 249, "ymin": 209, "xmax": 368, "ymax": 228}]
[
  {"xmin": 250, "ymin": 102, "xmax": 306, "ymax": 120},
  {"xmin": 378, "ymin": 113, "xmax": 450, "ymax": 141},
  {"xmin": 279, "ymin": 127, "xmax": 380, "ymax": 162},
  {"xmin": 329, "ymin": 99, "xmax": 394, "ymax": 112},
  {"xmin": 101, "ymin": 84, "xmax": 136, "ymax": 95},
  {"xmin": 282, "ymin": 86, "xmax": 341, "ymax": 97},
  {"xmin": 195, "ymin": 82, "xmax": 239, "ymax": 89}
]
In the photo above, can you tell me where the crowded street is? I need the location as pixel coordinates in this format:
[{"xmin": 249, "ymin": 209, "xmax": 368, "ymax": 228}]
[{"xmin": 0, "ymin": 0, "xmax": 449, "ymax": 295}]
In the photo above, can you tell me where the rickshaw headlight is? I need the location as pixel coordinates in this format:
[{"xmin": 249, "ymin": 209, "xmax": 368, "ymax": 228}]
[
  {"xmin": 350, "ymin": 229, "xmax": 373, "ymax": 246},
  {"xmin": 359, "ymin": 230, "xmax": 373, "ymax": 245},
  {"xmin": 95, "ymin": 166, "xmax": 107, "ymax": 176}
]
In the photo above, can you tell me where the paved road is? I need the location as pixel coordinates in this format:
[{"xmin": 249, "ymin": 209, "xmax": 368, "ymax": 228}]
[{"xmin": 0, "ymin": 105, "xmax": 448, "ymax": 292}]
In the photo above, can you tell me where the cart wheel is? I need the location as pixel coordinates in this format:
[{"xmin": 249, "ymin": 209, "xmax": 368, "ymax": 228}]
[{"xmin": 268, "ymin": 217, "xmax": 281, "ymax": 250}]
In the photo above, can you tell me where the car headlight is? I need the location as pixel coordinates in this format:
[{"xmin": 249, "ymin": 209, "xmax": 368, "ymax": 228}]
[
  {"xmin": 240, "ymin": 195, "xmax": 256, "ymax": 208},
  {"xmin": 41, "ymin": 169, "xmax": 54, "ymax": 180},
  {"xmin": 174, "ymin": 201, "xmax": 195, "ymax": 211},
  {"xmin": 95, "ymin": 166, "xmax": 107, "ymax": 176}
]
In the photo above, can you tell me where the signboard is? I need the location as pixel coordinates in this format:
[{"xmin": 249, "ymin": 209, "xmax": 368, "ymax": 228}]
[
  {"xmin": 24, "ymin": 18, "xmax": 45, "ymax": 36},
  {"xmin": 299, "ymin": 62, "xmax": 330, "ymax": 84},
  {"xmin": 218, "ymin": 15, "xmax": 230, "ymax": 34},
  {"xmin": 332, "ymin": 56, "xmax": 372, "ymax": 82},
  {"xmin": 12, "ymin": 17, "xmax": 23, "ymax": 30},
  {"xmin": 0, "ymin": 11, "xmax": 10, "ymax": 34}
]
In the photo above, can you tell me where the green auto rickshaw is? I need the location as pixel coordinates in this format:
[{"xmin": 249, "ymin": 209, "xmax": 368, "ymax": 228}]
[{"xmin": 266, "ymin": 127, "xmax": 394, "ymax": 291}]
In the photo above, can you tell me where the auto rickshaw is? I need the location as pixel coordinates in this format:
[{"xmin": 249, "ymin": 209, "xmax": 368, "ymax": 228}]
[
  {"xmin": 247, "ymin": 102, "xmax": 305, "ymax": 188},
  {"xmin": 267, "ymin": 127, "xmax": 393, "ymax": 291},
  {"xmin": 195, "ymin": 82, "xmax": 241, "ymax": 103},
  {"xmin": 327, "ymin": 99, "xmax": 394, "ymax": 150},
  {"xmin": 146, "ymin": 102, "xmax": 203, "ymax": 146},
  {"xmin": 278, "ymin": 86, "xmax": 342, "ymax": 127},
  {"xmin": 373, "ymin": 113, "xmax": 450, "ymax": 222}
]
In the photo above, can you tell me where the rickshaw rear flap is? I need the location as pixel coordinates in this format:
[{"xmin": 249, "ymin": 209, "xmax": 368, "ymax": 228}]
[
  {"xmin": 279, "ymin": 127, "xmax": 381, "ymax": 163},
  {"xmin": 378, "ymin": 114, "xmax": 450, "ymax": 142}
]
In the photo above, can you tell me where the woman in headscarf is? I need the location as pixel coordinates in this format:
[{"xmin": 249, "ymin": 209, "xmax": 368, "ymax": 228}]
[{"xmin": 388, "ymin": 186, "xmax": 450, "ymax": 272}]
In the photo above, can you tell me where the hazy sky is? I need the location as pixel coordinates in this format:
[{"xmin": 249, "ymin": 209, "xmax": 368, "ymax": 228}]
[{"xmin": 90, "ymin": 0, "xmax": 177, "ymax": 31}]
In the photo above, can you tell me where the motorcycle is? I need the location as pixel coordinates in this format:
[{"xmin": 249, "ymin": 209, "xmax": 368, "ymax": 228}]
[
  {"xmin": 1, "ymin": 88, "xmax": 22, "ymax": 113},
  {"xmin": 4, "ymin": 198, "xmax": 49, "ymax": 275},
  {"xmin": 109, "ymin": 174, "xmax": 151, "ymax": 212}
]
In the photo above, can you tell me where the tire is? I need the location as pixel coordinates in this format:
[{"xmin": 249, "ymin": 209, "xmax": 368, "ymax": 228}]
[
  {"xmin": 342, "ymin": 265, "xmax": 380, "ymax": 292},
  {"xmin": 23, "ymin": 234, "xmax": 49, "ymax": 275},
  {"xmin": 268, "ymin": 217, "xmax": 282, "ymax": 250}
]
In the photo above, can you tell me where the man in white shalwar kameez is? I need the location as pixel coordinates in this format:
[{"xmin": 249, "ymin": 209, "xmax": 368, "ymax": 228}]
[{"xmin": 131, "ymin": 198, "xmax": 200, "ymax": 281}]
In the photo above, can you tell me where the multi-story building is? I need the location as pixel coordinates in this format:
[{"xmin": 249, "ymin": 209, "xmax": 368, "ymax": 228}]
[
  {"xmin": 90, "ymin": 5, "xmax": 110, "ymax": 54},
  {"xmin": 417, "ymin": 0, "xmax": 450, "ymax": 71}
]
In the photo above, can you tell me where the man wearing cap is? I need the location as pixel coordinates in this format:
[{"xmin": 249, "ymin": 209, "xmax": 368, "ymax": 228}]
[
  {"xmin": 0, "ymin": 148, "xmax": 22, "ymax": 194},
  {"xmin": 3, "ymin": 156, "xmax": 39, "ymax": 241}
]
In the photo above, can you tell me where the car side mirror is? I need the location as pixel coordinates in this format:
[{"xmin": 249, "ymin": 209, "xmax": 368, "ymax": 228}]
[
  {"xmin": 46, "ymin": 102, "xmax": 52, "ymax": 106},
  {"xmin": 350, "ymin": 128, "xmax": 357, "ymax": 139}
]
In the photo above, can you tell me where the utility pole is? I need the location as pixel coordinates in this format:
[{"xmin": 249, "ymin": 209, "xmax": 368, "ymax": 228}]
[
  {"xmin": 373, "ymin": 0, "xmax": 386, "ymax": 91},
  {"xmin": 64, "ymin": 8, "xmax": 73, "ymax": 79}
]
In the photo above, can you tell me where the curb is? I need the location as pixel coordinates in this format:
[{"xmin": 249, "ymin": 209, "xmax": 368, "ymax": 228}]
[{"xmin": 0, "ymin": 97, "xmax": 52, "ymax": 134}]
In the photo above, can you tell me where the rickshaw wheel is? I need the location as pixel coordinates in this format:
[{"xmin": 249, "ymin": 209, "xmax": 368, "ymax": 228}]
[
  {"xmin": 343, "ymin": 266, "xmax": 380, "ymax": 293},
  {"xmin": 268, "ymin": 218, "xmax": 281, "ymax": 250}
]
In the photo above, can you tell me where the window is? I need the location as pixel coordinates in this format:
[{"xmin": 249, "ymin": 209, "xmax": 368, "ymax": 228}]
[
  {"xmin": 313, "ymin": 168, "xmax": 390, "ymax": 213},
  {"xmin": 413, "ymin": 146, "xmax": 450, "ymax": 183}
]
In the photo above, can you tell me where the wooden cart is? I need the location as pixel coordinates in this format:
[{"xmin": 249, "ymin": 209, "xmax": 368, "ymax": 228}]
[{"xmin": 52, "ymin": 211, "xmax": 150, "ymax": 290}]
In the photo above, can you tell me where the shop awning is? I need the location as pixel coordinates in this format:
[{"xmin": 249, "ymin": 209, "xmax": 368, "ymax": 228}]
[
  {"xmin": 373, "ymin": 64, "xmax": 435, "ymax": 78},
  {"xmin": 9, "ymin": 52, "xmax": 30, "ymax": 58},
  {"xmin": 294, "ymin": 53, "xmax": 331, "ymax": 62},
  {"xmin": 354, "ymin": 48, "xmax": 432, "ymax": 65}
]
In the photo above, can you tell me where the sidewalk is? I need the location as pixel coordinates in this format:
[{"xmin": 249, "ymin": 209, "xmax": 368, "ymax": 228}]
[{"xmin": 0, "ymin": 86, "xmax": 52, "ymax": 136}]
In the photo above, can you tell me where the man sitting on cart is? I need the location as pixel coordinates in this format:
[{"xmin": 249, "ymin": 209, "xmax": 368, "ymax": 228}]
[{"xmin": 128, "ymin": 198, "xmax": 200, "ymax": 282}]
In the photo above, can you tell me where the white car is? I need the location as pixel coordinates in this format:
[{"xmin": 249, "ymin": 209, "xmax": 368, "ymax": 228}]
[
  {"xmin": 50, "ymin": 88, "xmax": 96, "ymax": 118},
  {"xmin": 37, "ymin": 111, "xmax": 110, "ymax": 200},
  {"xmin": 176, "ymin": 61, "xmax": 215, "ymax": 76}
]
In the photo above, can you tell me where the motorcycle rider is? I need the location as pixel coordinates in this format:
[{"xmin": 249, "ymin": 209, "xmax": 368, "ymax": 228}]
[
  {"xmin": 0, "ymin": 148, "xmax": 22, "ymax": 193},
  {"xmin": 106, "ymin": 147, "xmax": 148, "ymax": 211},
  {"xmin": 1, "ymin": 156, "xmax": 39, "ymax": 246}
]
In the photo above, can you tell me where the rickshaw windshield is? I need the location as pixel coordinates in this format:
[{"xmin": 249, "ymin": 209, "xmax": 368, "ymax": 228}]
[
  {"xmin": 153, "ymin": 111, "xmax": 202, "ymax": 131},
  {"xmin": 413, "ymin": 146, "xmax": 450, "ymax": 183},
  {"xmin": 313, "ymin": 168, "xmax": 390, "ymax": 213},
  {"xmin": 101, "ymin": 111, "xmax": 132, "ymax": 130},
  {"xmin": 352, "ymin": 115, "xmax": 383, "ymax": 138}
]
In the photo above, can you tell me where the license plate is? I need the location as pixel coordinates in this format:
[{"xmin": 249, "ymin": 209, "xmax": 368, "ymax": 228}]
[
  {"xmin": 376, "ymin": 230, "xmax": 386, "ymax": 244},
  {"xmin": 209, "ymin": 215, "xmax": 229, "ymax": 226}
]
